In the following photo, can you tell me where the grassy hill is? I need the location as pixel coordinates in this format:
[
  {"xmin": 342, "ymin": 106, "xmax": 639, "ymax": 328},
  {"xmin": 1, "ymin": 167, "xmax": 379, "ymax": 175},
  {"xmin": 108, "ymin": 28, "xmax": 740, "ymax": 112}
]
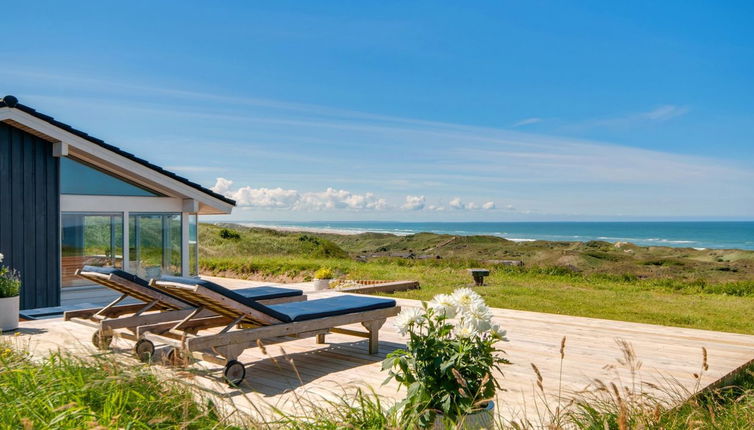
[
  {"xmin": 203, "ymin": 223, "xmax": 754, "ymax": 283},
  {"xmin": 199, "ymin": 223, "xmax": 754, "ymax": 334}
]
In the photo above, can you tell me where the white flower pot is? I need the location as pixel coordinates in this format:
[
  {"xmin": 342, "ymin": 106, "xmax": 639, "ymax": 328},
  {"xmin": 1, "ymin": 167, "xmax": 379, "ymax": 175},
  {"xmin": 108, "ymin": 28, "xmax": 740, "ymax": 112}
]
[
  {"xmin": 433, "ymin": 401, "xmax": 495, "ymax": 430},
  {"xmin": 0, "ymin": 296, "xmax": 20, "ymax": 332},
  {"xmin": 313, "ymin": 278, "xmax": 331, "ymax": 290}
]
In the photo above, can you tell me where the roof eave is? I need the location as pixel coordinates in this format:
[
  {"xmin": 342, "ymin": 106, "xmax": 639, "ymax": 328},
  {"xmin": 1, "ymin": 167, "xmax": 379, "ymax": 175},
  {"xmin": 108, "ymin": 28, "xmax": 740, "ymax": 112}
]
[{"xmin": 0, "ymin": 105, "xmax": 235, "ymax": 214}]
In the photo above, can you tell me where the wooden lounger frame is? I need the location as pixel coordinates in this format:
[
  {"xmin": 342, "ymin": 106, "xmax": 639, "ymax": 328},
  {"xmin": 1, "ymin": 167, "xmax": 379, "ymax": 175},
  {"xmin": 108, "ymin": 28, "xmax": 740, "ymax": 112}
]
[
  {"xmin": 64, "ymin": 269, "xmax": 196, "ymax": 344},
  {"xmin": 140, "ymin": 280, "xmax": 400, "ymax": 370},
  {"xmin": 64, "ymin": 269, "xmax": 306, "ymax": 345}
]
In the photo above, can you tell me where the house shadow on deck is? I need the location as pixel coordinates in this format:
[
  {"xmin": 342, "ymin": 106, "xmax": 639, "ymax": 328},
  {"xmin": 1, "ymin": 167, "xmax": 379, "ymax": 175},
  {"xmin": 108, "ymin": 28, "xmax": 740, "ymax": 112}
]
[{"xmin": 198, "ymin": 339, "xmax": 405, "ymax": 397}]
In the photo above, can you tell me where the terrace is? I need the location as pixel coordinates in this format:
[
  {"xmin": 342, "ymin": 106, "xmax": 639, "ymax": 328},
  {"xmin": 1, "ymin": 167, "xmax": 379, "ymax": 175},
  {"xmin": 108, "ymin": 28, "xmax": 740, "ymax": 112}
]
[{"xmin": 10, "ymin": 276, "xmax": 754, "ymax": 425}]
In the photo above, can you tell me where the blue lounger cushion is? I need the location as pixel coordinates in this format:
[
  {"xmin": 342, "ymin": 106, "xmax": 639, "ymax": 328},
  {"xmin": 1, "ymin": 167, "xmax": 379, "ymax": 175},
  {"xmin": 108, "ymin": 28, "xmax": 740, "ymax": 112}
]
[
  {"xmin": 82, "ymin": 265, "xmax": 191, "ymax": 306},
  {"xmin": 160, "ymin": 275, "xmax": 303, "ymax": 302},
  {"xmin": 267, "ymin": 295, "xmax": 397, "ymax": 323},
  {"xmin": 158, "ymin": 276, "xmax": 394, "ymax": 323},
  {"xmin": 158, "ymin": 276, "xmax": 303, "ymax": 321}
]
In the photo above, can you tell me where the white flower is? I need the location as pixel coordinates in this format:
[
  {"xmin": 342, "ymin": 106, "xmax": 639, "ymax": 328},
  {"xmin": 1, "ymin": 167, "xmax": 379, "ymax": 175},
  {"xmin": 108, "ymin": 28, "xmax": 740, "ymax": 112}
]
[
  {"xmin": 463, "ymin": 302, "xmax": 493, "ymax": 332},
  {"xmin": 490, "ymin": 323, "xmax": 509, "ymax": 341},
  {"xmin": 451, "ymin": 287, "xmax": 484, "ymax": 311},
  {"xmin": 0, "ymin": 253, "xmax": 3, "ymax": 263},
  {"xmin": 428, "ymin": 293, "xmax": 457, "ymax": 318},
  {"xmin": 393, "ymin": 307, "xmax": 425, "ymax": 336},
  {"xmin": 453, "ymin": 322, "xmax": 479, "ymax": 339}
]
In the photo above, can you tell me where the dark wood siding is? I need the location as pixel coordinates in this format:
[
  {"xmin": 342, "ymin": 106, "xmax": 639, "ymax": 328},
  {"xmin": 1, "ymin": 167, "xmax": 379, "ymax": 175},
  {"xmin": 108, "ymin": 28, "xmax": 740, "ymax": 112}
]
[{"xmin": 0, "ymin": 122, "xmax": 60, "ymax": 309}]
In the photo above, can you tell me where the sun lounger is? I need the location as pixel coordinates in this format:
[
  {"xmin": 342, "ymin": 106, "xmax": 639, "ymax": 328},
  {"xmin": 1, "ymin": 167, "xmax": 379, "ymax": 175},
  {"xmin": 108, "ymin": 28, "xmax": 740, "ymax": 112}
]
[
  {"xmin": 138, "ymin": 276, "xmax": 400, "ymax": 385},
  {"xmin": 64, "ymin": 266, "xmax": 306, "ymax": 350}
]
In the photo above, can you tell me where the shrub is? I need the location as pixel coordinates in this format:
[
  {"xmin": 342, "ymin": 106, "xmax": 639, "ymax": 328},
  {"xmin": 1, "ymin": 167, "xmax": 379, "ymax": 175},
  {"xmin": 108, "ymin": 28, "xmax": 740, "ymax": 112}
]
[
  {"xmin": 314, "ymin": 267, "xmax": 334, "ymax": 279},
  {"xmin": 219, "ymin": 228, "xmax": 241, "ymax": 240},
  {"xmin": 0, "ymin": 253, "xmax": 21, "ymax": 298}
]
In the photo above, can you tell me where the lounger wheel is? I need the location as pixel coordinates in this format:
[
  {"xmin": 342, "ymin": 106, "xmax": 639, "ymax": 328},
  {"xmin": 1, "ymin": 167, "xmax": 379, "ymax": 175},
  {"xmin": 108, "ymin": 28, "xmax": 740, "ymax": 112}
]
[
  {"xmin": 223, "ymin": 360, "xmax": 246, "ymax": 386},
  {"xmin": 134, "ymin": 339, "xmax": 155, "ymax": 362},
  {"xmin": 92, "ymin": 331, "xmax": 113, "ymax": 350},
  {"xmin": 165, "ymin": 347, "xmax": 189, "ymax": 367}
]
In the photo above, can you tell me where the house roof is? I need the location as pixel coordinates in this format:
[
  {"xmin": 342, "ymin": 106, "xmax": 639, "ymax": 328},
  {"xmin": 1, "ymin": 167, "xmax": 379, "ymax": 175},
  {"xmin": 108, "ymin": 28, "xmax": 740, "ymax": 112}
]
[{"xmin": 0, "ymin": 95, "xmax": 236, "ymax": 207}]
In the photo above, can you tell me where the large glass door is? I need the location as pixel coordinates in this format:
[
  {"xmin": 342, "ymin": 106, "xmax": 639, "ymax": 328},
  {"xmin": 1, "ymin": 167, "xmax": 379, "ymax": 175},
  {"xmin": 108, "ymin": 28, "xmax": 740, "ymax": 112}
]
[
  {"xmin": 61, "ymin": 213, "xmax": 123, "ymax": 288},
  {"xmin": 129, "ymin": 213, "xmax": 182, "ymax": 279}
]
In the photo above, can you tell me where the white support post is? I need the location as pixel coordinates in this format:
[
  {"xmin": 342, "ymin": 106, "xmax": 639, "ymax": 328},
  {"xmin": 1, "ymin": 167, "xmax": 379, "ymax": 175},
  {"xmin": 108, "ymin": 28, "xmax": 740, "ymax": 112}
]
[
  {"xmin": 181, "ymin": 212, "xmax": 190, "ymax": 276},
  {"xmin": 122, "ymin": 211, "xmax": 130, "ymax": 272},
  {"xmin": 52, "ymin": 141, "xmax": 69, "ymax": 157}
]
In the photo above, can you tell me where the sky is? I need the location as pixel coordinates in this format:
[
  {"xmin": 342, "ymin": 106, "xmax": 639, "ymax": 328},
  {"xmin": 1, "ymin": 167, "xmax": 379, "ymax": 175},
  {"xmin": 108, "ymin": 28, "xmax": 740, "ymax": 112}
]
[{"xmin": 2, "ymin": 1, "xmax": 753, "ymax": 221}]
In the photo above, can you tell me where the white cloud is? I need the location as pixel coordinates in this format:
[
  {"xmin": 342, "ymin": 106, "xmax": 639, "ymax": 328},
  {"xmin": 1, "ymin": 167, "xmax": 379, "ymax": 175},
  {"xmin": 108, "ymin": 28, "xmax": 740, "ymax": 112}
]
[
  {"xmin": 213, "ymin": 179, "xmax": 499, "ymax": 212},
  {"xmin": 572, "ymin": 105, "xmax": 690, "ymax": 131},
  {"xmin": 512, "ymin": 117, "xmax": 542, "ymax": 127},
  {"xmin": 217, "ymin": 180, "xmax": 300, "ymax": 208},
  {"xmin": 210, "ymin": 177, "xmax": 234, "ymax": 195},
  {"xmin": 212, "ymin": 178, "xmax": 387, "ymax": 211},
  {"xmin": 296, "ymin": 188, "xmax": 387, "ymax": 210},
  {"xmin": 448, "ymin": 197, "xmax": 495, "ymax": 210},
  {"xmin": 640, "ymin": 105, "xmax": 689, "ymax": 121},
  {"xmin": 402, "ymin": 195, "xmax": 426, "ymax": 210}
]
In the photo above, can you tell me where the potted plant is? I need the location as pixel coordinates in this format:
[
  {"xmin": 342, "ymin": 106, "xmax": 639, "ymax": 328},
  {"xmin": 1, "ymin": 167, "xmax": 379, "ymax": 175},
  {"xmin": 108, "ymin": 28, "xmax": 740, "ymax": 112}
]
[
  {"xmin": 313, "ymin": 267, "xmax": 334, "ymax": 290},
  {"xmin": 383, "ymin": 288, "xmax": 509, "ymax": 429},
  {"xmin": 0, "ymin": 253, "xmax": 22, "ymax": 332}
]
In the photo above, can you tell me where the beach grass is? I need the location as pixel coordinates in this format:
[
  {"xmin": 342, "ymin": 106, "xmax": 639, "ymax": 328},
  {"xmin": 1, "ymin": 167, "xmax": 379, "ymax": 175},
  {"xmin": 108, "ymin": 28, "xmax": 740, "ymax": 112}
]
[
  {"xmin": 0, "ymin": 341, "xmax": 238, "ymax": 429},
  {"xmin": 201, "ymin": 254, "xmax": 754, "ymax": 334},
  {"xmin": 2, "ymin": 338, "xmax": 753, "ymax": 429}
]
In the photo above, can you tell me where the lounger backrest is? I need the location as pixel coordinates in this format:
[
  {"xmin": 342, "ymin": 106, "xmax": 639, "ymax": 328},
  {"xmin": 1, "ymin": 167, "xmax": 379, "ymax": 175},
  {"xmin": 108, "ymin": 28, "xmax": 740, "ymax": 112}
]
[
  {"xmin": 154, "ymin": 276, "xmax": 291, "ymax": 324},
  {"xmin": 78, "ymin": 266, "xmax": 191, "ymax": 311}
]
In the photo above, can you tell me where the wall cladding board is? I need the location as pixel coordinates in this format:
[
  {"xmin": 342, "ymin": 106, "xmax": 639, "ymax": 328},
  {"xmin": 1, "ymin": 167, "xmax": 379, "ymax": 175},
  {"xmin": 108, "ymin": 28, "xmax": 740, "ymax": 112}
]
[{"xmin": 0, "ymin": 122, "xmax": 60, "ymax": 309}]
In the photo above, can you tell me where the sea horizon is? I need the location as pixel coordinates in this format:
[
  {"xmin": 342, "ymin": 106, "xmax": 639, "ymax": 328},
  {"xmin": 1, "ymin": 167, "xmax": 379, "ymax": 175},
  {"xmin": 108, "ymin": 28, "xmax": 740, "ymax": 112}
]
[{"xmin": 221, "ymin": 220, "xmax": 754, "ymax": 251}]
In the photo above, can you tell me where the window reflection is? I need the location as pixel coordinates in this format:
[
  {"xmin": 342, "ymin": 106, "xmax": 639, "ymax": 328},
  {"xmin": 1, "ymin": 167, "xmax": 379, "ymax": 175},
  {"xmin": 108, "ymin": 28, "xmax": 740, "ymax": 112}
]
[
  {"xmin": 129, "ymin": 213, "xmax": 182, "ymax": 279},
  {"xmin": 60, "ymin": 157, "xmax": 160, "ymax": 196},
  {"xmin": 61, "ymin": 213, "xmax": 123, "ymax": 288}
]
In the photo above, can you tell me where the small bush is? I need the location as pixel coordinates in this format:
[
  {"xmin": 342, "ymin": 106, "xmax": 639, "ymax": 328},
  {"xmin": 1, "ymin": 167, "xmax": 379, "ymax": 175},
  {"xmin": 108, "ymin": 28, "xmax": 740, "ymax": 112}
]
[
  {"xmin": 0, "ymin": 253, "xmax": 21, "ymax": 298},
  {"xmin": 219, "ymin": 228, "xmax": 241, "ymax": 240},
  {"xmin": 314, "ymin": 267, "xmax": 334, "ymax": 279},
  {"xmin": 584, "ymin": 251, "xmax": 621, "ymax": 262}
]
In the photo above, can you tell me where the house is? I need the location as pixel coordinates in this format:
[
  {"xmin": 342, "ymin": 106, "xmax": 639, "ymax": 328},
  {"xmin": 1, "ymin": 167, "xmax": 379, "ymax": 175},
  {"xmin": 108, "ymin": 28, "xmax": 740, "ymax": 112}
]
[{"xmin": 0, "ymin": 95, "xmax": 235, "ymax": 310}]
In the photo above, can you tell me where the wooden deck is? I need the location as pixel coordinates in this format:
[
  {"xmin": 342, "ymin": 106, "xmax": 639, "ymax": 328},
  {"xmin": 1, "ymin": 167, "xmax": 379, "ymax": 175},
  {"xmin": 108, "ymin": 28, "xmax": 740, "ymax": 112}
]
[{"xmin": 10, "ymin": 276, "xmax": 754, "ymax": 426}]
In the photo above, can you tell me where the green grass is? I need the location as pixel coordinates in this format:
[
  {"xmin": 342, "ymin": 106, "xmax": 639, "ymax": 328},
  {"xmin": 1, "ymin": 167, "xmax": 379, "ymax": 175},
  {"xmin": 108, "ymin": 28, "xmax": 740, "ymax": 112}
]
[
  {"xmin": 2, "ymin": 340, "xmax": 753, "ymax": 429},
  {"xmin": 199, "ymin": 223, "xmax": 754, "ymax": 334},
  {"xmin": 201, "ymin": 255, "xmax": 754, "ymax": 334},
  {"xmin": 0, "ymin": 342, "xmax": 237, "ymax": 429},
  {"xmin": 204, "ymin": 223, "xmax": 754, "ymax": 284},
  {"xmin": 194, "ymin": 223, "xmax": 754, "ymax": 427}
]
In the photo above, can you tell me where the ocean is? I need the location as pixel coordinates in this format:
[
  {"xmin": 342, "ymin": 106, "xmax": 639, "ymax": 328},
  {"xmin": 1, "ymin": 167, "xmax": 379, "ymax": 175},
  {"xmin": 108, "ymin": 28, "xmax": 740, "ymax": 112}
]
[{"xmin": 237, "ymin": 221, "xmax": 754, "ymax": 251}]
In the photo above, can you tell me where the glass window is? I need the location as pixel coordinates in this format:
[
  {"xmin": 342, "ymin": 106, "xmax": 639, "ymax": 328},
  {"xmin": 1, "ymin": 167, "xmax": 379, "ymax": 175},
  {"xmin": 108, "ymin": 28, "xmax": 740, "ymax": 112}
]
[
  {"xmin": 61, "ymin": 213, "xmax": 123, "ymax": 288},
  {"xmin": 129, "ymin": 214, "xmax": 182, "ymax": 279},
  {"xmin": 60, "ymin": 157, "xmax": 161, "ymax": 196},
  {"xmin": 189, "ymin": 215, "xmax": 198, "ymax": 276}
]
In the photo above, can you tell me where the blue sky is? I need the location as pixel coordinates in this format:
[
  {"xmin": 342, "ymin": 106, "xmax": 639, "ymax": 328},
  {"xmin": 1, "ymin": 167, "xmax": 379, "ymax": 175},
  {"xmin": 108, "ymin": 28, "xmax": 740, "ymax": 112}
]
[{"xmin": 2, "ymin": 1, "xmax": 753, "ymax": 221}]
